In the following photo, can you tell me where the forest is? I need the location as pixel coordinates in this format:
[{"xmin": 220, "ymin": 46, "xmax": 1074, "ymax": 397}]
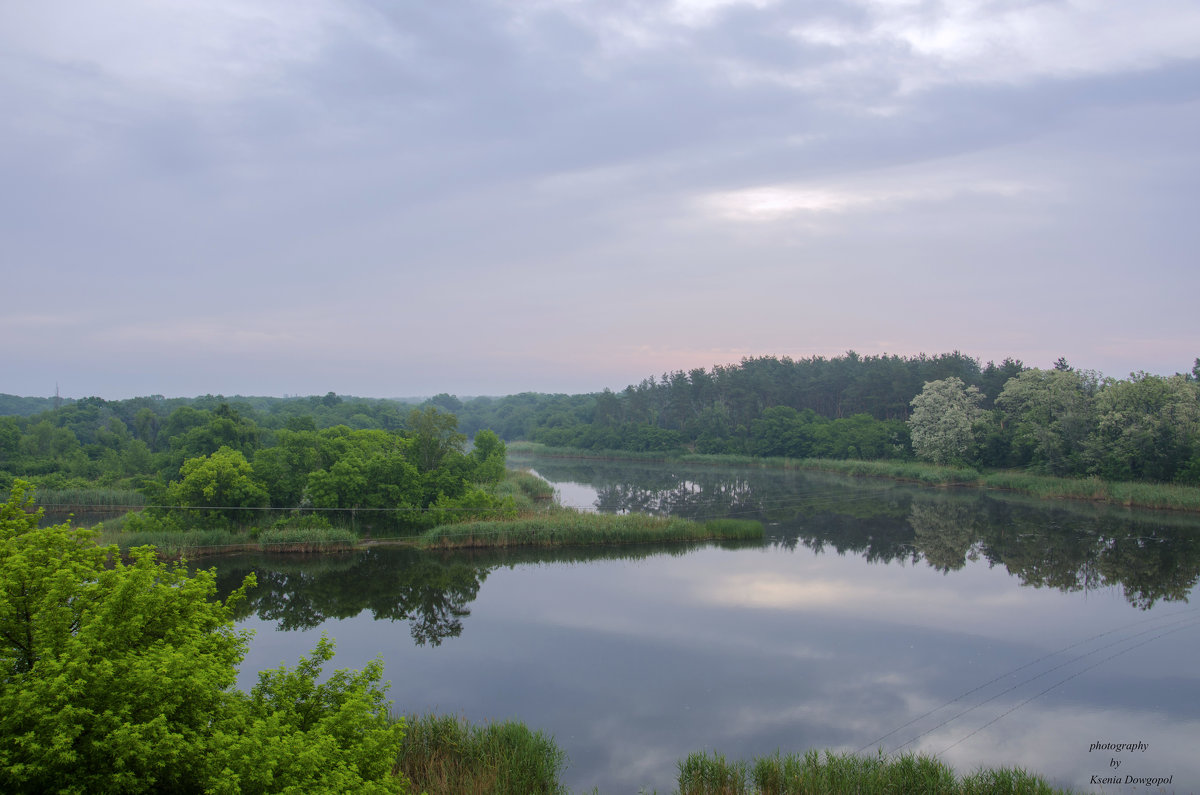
[{"xmin": 2, "ymin": 352, "xmax": 1199, "ymax": 516}]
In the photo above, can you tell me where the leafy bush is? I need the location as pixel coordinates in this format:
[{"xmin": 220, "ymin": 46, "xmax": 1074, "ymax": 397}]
[{"xmin": 0, "ymin": 481, "xmax": 408, "ymax": 794}]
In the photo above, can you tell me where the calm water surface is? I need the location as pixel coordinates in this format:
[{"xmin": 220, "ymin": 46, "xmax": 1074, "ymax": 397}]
[{"xmin": 219, "ymin": 455, "xmax": 1200, "ymax": 794}]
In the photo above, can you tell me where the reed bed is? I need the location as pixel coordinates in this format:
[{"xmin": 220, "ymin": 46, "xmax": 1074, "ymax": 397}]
[
  {"xmin": 490, "ymin": 469, "xmax": 559, "ymax": 515},
  {"xmin": 678, "ymin": 750, "xmax": 1066, "ymax": 795},
  {"xmin": 256, "ymin": 526, "xmax": 358, "ymax": 552},
  {"xmin": 416, "ymin": 510, "xmax": 764, "ymax": 549},
  {"xmin": 29, "ymin": 487, "xmax": 146, "ymax": 510},
  {"xmin": 97, "ymin": 523, "xmax": 358, "ymax": 557},
  {"xmin": 97, "ymin": 527, "xmax": 245, "ymax": 558},
  {"xmin": 978, "ymin": 471, "xmax": 1110, "ymax": 502},
  {"xmin": 394, "ymin": 714, "xmax": 566, "ymax": 795},
  {"xmin": 504, "ymin": 468, "xmax": 558, "ymax": 501},
  {"xmin": 978, "ymin": 471, "xmax": 1200, "ymax": 511}
]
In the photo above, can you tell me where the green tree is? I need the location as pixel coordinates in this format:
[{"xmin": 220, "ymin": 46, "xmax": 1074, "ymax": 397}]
[
  {"xmin": 407, "ymin": 407, "xmax": 466, "ymax": 472},
  {"xmin": 749, "ymin": 406, "xmax": 820, "ymax": 458},
  {"xmin": 470, "ymin": 430, "xmax": 506, "ymax": 484},
  {"xmin": 1090, "ymin": 373, "xmax": 1200, "ymax": 482},
  {"xmin": 995, "ymin": 368, "xmax": 1097, "ymax": 475},
  {"xmin": 908, "ymin": 378, "xmax": 984, "ymax": 465},
  {"xmin": 168, "ymin": 446, "xmax": 269, "ymax": 526},
  {"xmin": 0, "ymin": 482, "xmax": 408, "ymax": 794}
]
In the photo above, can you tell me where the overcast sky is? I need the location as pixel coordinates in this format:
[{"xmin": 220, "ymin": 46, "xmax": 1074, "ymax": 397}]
[{"xmin": 3, "ymin": 0, "xmax": 1198, "ymax": 399}]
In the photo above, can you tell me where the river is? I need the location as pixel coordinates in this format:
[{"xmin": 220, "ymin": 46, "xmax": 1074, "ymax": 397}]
[{"xmin": 218, "ymin": 453, "xmax": 1200, "ymax": 793}]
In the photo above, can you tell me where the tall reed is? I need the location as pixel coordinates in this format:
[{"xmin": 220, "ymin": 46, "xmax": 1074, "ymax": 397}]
[
  {"xmin": 395, "ymin": 714, "xmax": 566, "ymax": 795},
  {"xmin": 417, "ymin": 510, "xmax": 763, "ymax": 549},
  {"xmin": 679, "ymin": 750, "xmax": 1065, "ymax": 795},
  {"xmin": 30, "ymin": 487, "xmax": 146, "ymax": 509},
  {"xmin": 256, "ymin": 526, "xmax": 358, "ymax": 553}
]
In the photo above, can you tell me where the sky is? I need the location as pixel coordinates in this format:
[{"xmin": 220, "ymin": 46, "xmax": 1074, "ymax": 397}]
[{"xmin": 2, "ymin": 0, "xmax": 1198, "ymax": 400}]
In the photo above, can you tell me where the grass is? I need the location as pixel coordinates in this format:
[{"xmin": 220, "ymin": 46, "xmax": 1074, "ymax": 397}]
[
  {"xmin": 677, "ymin": 750, "xmax": 1068, "ymax": 795},
  {"xmin": 96, "ymin": 527, "xmax": 246, "ymax": 558},
  {"xmin": 96, "ymin": 517, "xmax": 358, "ymax": 558},
  {"xmin": 416, "ymin": 509, "xmax": 764, "ymax": 549},
  {"xmin": 256, "ymin": 525, "xmax": 358, "ymax": 552},
  {"xmin": 502, "ymin": 468, "xmax": 558, "ymax": 501},
  {"xmin": 968, "ymin": 469, "xmax": 1200, "ymax": 511},
  {"xmin": 395, "ymin": 714, "xmax": 567, "ymax": 795},
  {"xmin": 25, "ymin": 486, "xmax": 146, "ymax": 510},
  {"xmin": 392, "ymin": 721, "xmax": 1073, "ymax": 795}
]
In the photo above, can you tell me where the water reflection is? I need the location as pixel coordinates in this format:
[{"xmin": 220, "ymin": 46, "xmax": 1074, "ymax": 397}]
[
  {"xmin": 215, "ymin": 542, "xmax": 754, "ymax": 643},
  {"xmin": 217, "ymin": 460, "xmax": 1200, "ymax": 645},
  {"xmin": 221, "ymin": 456, "xmax": 1200, "ymax": 793},
  {"xmin": 513, "ymin": 453, "xmax": 1200, "ymax": 610},
  {"xmin": 214, "ymin": 549, "xmax": 487, "ymax": 646}
]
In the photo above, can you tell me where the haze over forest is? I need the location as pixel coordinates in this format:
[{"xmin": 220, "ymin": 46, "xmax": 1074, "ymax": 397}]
[{"xmin": 3, "ymin": 1, "xmax": 1198, "ymax": 399}]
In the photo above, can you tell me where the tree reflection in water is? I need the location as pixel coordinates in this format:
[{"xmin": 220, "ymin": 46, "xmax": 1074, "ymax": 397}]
[
  {"xmin": 207, "ymin": 458, "xmax": 1200, "ymax": 646},
  {"xmin": 211, "ymin": 542, "xmax": 743, "ymax": 645},
  {"xmin": 515, "ymin": 454, "xmax": 1200, "ymax": 610}
]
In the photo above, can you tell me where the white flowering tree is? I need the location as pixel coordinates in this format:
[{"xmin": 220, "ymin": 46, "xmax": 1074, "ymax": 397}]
[{"xmin": 908, "ymin": 377, "xmax": 984, "ymax": 465}]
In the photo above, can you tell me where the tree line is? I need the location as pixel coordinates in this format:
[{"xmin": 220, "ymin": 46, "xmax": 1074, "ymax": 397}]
[
  {"xmin": 0, "ymin": 395, "xmax": 509, "ymax": 533},
  {"xmin": 464, "ymin": 353, "xmax": 1200, "ymax": 485},
  {"xmin": 3, "ymin": 351, "xmax": 1199, "ymax": 497}
]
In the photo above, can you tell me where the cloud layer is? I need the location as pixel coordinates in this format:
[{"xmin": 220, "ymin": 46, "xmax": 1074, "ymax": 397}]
[{"xmin": 3, "ymin": 0, "xmax": 1198, "ymax": 397}]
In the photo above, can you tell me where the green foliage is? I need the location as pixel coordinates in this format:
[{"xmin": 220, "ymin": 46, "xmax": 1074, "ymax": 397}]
[
  {"xmin": 0, "ymin": 483, "xmax": 409, "ymax": 794},
  {"xmin": 678, "ymin": 749, "xmax": 1064, "ymax": 795},
  {"xmin": 1089, "ymin": 373, "xmax": 1200, "ymax": 482},
  {"xmin": 425, "ymin": 488, "xmax": 518, "ymax": 527},
  {"xmin": 256, "ymin": 524, "xmax": 358, "ymax": 553},
  {"xmin": 168, "ymin": 446, "xmax": 269, "ymax": 527},
  {"xmin": 502, "ymin": 469, "xmax": 557, "ymax": 501},
  {"xmin": 396, "ymin": 714, "xmax": 566, "ymax": 795},
  {"xmin": 1, "ymin": 481, "xmax": 251, "ymax": 792},
  {"xmin": 471, "ymin": 429, "xmax": 507, "ymax": 484},
  {"xmin": 995, "ymin": 368, "xmax": 1097, "ymax": 475},
  {"xmin": 2, "ymin": 352, "xmax": 1197, "ymax": 516},
  {"xmin": 679, "ymin": 750, "xmax": 750, "ymax": 794},
  {"xmin": 418, "ymin": 510, "xmax": 763, "ymax": 549},
  {"xmin": 407, "ymin": 406, "xmax": 466, "ymax": 472},
  {"xmin": 908, "ymin": 377, "xmax": 984, "ymax": 465},
  {"xmin": 212, "ymin": 637, "xmax": 406, "ymax": 794}
]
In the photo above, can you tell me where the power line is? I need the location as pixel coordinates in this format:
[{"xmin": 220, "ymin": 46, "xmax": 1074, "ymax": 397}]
[{"xmin": 856, "ymin": 609, "xmax": 1200, "ymax": 758}]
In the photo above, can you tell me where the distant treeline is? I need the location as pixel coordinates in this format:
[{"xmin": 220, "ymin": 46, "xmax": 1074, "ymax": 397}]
[
  {"xmin": 3, "ymin": 352, "xmax": 1199, "ymax": 493},
  {"xmin": 450, "ymin": 352, "xmax": 1200, "ymax": 485}
]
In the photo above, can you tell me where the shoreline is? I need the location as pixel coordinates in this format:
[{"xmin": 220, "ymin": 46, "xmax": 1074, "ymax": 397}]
[{"xmin": 509, "ymin": 443, "xmax": 1200, "ymax": 513}]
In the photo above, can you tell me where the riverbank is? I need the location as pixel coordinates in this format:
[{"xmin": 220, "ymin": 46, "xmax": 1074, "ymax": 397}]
[{"xmin": 509, "ymin": 442, "xmax": 1200, "ymax": 513}]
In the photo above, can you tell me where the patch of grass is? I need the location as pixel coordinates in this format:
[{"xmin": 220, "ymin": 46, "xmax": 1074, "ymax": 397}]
[
  {"xmin": 1103, "ymin": 479, "xmax": 1200, "ymax": 511},
  {"xmin": 416, "ymin": 509, "xmax": 764, "ymax": 549},
  {"xmin": 256, "ymin": 525, "xmax": 358, "ymax": 552},
  {"xmin": 679, "ymin": 751, "xmax": 750, "ymax": 794},
  {"xmin": 505, "ymin": 469, "xmax": 558, "ymax": 501},
  {"xmin": 95, "ymin": 511, "xmax": 359, "ymax": 557},
  {"xmin": 96, "ymin": 526, "xmax": 245, "ymax": 558},
  {"xmin": 29, "ymin": 487, "xmax": 146, "ymax": 510},
  {"xmin": 395, "ymin": 714, "xmax": 566, "ymax": 795},
  {"xmin": 679, "ymin": 750, "xmax": 1067, "ymax": 795}
]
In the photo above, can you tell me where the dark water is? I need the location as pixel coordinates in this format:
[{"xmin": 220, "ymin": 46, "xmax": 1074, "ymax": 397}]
[{"xmin": 218, "ymin": 455, "xmax": 1200, "ymax": 794}]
